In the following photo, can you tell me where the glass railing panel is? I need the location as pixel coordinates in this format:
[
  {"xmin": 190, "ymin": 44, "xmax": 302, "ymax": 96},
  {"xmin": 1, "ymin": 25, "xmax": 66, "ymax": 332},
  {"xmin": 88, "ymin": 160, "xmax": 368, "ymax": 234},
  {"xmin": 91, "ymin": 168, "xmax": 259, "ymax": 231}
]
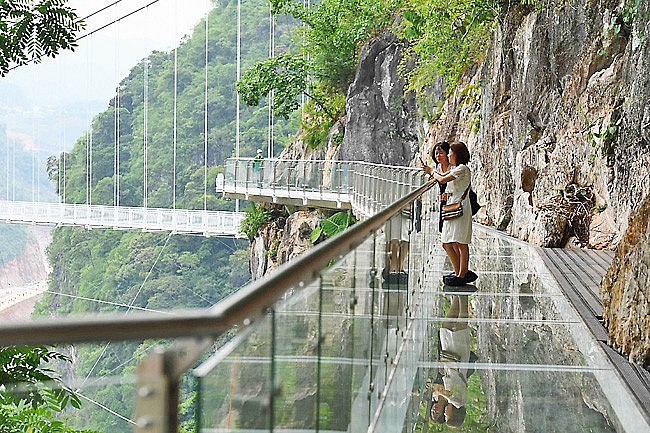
[
  {"xmin": 0, "ymin": 341, "xmax": 144, "ymax": 432},
  {"xmin": 224, "ymin": 159, "xmax": 236, "ymax": 188},
  {"xmin": 272, "ymin": 282, "xmax": 321, "ymax": 430},
  {"xmin": 196, "ymin": 315, "xmax": 273, "ymax": 432},
  {"xmin": 270, "ymin": 159, "xmax": 291, "ymax": 191},
  {"xmin": 320, "ymin": 233, "xmax": 383, "ymax": 433}
]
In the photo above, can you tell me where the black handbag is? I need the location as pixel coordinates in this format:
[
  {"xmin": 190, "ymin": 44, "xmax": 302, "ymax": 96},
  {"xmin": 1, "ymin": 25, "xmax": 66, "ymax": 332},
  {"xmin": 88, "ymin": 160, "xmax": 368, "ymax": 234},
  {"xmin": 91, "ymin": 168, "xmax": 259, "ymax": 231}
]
[{"xmin": 469, "ymin": 189, "xmax": 481, "ymax": 215}]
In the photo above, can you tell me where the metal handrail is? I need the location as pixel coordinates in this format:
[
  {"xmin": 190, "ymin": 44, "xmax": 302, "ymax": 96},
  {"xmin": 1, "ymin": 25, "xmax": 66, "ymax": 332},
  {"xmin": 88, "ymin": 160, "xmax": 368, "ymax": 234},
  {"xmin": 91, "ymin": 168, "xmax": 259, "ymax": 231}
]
[{"xmin": 0, "ymin": 179, "xmax": 435, "ymax": 347}]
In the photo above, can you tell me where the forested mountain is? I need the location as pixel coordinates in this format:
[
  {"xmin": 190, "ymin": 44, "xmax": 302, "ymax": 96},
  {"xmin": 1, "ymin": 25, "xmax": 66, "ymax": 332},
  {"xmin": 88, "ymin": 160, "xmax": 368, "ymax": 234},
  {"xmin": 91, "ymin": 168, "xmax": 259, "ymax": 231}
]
[
  {"xmin": 50, "ymin": 0, "xmax": 295, "ymax": 208},
  {"xmin": 32, "ymin": 0, "xmax": 296, "ymax": 430}
]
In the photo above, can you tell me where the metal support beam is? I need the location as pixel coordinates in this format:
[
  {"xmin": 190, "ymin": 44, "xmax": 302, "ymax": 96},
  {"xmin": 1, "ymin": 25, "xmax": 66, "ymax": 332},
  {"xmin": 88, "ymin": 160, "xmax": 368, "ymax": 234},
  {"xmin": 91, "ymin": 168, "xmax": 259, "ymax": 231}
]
[{"xmin": 134, "ymin": 338, "xmax": 213, "ymax": 433}]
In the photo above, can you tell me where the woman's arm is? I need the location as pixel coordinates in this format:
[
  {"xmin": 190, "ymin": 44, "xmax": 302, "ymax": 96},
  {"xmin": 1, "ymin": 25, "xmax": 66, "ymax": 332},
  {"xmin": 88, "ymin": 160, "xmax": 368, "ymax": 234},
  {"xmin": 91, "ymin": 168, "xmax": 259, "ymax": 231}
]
[{"xmin": 434, "ymin": 172, "xmax": 456, "ymax": 184}]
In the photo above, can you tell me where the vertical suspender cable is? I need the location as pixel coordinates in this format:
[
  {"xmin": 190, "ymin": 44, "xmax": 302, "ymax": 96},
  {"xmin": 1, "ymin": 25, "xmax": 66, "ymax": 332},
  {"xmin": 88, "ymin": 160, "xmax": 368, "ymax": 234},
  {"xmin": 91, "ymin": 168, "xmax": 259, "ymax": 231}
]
[
  {"xmin": 267, "ymin": 3, "xmax": 272, "ymax": 157},
  {"xmin": 12, "ymin": 138, "xmax": 15, "ymax": 200},
  {"xmin": 6, "ymin": 137, "xmax": 9, "ymax": 201},
  {"xmin": 86, "ymin": 37, "xmax": 92, "ymax": 205},
  {"xmin": 269, "ymin": 6, "xmax": 275, "ymax": 157},
  {"xmin": 143, "ymin": 4, "xmax": 150, "ymax": 208},
  {"xmin": 114, "ymin": 20, "xmax": 121, "ymax": 207},
  {"xmin": 31, "ymin": 120, "xmax": 36, "ymax": 202},
  {"xmin": 62, "ymin": 121, "xmax": 66, "ymax": 203},
  {"xmin": 301, "ymin": 0, "xmax": 305, "ymax": 113},
  {"xmin": 204, "ymin": 2, "xmax": 209, "ymax": 211},
  {"xmin": 172, "ymin": 0, "xmax": 178, "ymax": 210},
  {"xmin": 58, "ymin": 125, "xmax": 62, "ymax": 201},
  {"xmin": 235, "ymin": 0, "xmax": 241, "ymax": 212},
  {"xmin": 114, "ymin": 27, "xmax": 118, "ymax": 206},
  {"xmin": 89, "ymin": 36, "xmax": 94, "ymax": 206},
  {"xmin": 36, "ymin": 121, "xmax": 40, "ymax": 201},
  {"xmin": 143, "ymin": 73, "xmax": 149, "ymax": 208},
  {"xmin": 144, "ymin": 58, "xmax": 149, "ymax": 209}
]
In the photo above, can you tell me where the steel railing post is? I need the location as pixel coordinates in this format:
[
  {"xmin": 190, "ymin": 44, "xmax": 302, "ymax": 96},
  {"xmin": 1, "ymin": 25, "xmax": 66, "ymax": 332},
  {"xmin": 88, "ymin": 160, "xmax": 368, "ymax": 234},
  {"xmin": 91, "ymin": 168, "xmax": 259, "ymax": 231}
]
[{"xmin": 272, "ymin": 160, "xmax": 277, "ymax": 199}]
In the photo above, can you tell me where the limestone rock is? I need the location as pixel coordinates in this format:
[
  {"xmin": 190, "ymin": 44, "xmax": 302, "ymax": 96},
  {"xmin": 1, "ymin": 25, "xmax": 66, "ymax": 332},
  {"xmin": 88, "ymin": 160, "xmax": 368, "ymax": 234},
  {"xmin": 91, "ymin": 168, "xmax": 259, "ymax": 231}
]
[
  {"xmin": 338, "ymin": 31, "xmax": 420, "ymax": 165},
  {"xmin": 601, "ymin": 196, "xmax": 650, "ymax": 368},
  {"xmin": 249, "ymin": 209, "xmax": 322, "ymax": 280},
  {"xmin": 421, "ymin": 1, "xmax": 650, "ymax": 249}
]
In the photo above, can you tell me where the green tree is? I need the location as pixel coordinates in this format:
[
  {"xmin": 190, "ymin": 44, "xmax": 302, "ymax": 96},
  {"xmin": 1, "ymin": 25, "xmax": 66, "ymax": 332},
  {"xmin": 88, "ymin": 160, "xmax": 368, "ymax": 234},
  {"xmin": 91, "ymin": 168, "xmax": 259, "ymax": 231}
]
[
  {"xmin": 237, "ymin": 0, "xmax": 396, "ymax": 146},
  {"xmin": 400, "ymin": 0, "xmax": 501, "ymax": 90},
  {"xmin": 0, "ymin": 346, "xmax": 98, "ymax": 433},
  {"xmin": 0, "ymin": 0, "xmax": 84, "ymax": 75}
]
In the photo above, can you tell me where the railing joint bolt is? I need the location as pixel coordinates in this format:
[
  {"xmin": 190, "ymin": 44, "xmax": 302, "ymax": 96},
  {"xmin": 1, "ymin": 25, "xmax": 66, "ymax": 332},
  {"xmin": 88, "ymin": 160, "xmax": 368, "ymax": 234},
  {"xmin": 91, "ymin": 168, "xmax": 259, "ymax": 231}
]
[
  {"xmin": 137, "ymin": 386, "xmax": 154, "ymax": 398},
  {"xmin": 136, "ymin": 417, "xmax": 154, "ymax": 429}
]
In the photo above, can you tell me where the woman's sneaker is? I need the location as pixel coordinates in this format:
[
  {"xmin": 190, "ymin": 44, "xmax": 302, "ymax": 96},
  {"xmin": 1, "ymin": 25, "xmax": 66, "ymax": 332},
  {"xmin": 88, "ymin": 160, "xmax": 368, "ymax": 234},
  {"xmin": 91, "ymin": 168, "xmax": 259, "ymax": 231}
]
[
  {"xmin": 464, "ymin": 270, "xmax": 478, "ymax": 283},
  {"xmin": 446, "ymin": 275, "xmax": 466, "ymax": 286},
  {"xmin": 442, "ymin": 272, "xmax": 455, "ymax": 283}
]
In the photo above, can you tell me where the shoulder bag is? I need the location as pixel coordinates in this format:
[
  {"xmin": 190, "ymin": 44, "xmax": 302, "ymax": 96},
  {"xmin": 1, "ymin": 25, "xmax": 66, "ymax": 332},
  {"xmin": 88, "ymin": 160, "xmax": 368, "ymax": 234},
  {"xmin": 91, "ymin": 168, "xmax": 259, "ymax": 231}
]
[{"xmin": 441, "ymin": 185, "xmax": 470, "ymax": 221}]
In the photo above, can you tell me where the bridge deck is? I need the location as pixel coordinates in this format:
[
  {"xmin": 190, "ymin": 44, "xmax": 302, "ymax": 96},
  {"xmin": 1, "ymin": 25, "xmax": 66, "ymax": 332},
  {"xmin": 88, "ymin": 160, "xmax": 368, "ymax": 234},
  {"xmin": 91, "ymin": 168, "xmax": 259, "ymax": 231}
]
[
  {"xmin": 536, "ymin": 247, "xmax": 650, "ymax": 421},
  {"xmin": 0, "ymin": 200, "xmax": 245, "ymax": 237}
]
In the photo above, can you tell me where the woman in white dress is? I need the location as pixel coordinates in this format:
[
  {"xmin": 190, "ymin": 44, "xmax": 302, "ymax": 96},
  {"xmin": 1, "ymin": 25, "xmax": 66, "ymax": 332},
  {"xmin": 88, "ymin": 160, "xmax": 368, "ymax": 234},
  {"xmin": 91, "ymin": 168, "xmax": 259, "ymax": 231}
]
[{"xmin": 431, "ymin": 142, "xmax": 477, "ymax": 286}]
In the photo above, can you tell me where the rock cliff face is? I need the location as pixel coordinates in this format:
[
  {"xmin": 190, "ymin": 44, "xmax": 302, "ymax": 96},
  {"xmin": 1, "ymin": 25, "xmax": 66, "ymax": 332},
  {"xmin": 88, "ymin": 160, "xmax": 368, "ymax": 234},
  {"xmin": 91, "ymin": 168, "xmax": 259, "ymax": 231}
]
[
  {"xmin": 259, "ymin": 0, "xmax": 650, "ymax": 364},
  {"xmin": 337, "ymin": 32, "xmax": 421, "ymax": 166},
  {"xmin": 249, "ymin": 209, "xmax": 322, "ymax": 280},
  {"xmin": 422, "ymin": 0, "xmax": 650, "ymax": 250},
  {"xmin": 0, "ymin": 226, "xmax": 50, "ymax": 289},
  {"xmin": 601, "ymin": 196, "xmax": 650, "ymax": 367}
]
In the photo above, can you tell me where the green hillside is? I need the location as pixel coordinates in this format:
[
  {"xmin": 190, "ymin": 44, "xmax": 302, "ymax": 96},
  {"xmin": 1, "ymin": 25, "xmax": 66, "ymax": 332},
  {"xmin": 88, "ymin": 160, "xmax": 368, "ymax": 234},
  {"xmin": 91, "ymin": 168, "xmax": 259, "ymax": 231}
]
[{"xmin": 33, "ymin": 1, "xmax": 296, "ymax": 430}]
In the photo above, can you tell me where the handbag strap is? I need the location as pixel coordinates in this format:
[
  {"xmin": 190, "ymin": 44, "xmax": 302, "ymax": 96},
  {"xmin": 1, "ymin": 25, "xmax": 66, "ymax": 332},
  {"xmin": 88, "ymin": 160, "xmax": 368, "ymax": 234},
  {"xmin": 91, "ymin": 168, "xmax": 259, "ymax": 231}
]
[{"xmin": 460, "ymin": 183, "xmax": 471, "ymax": 200}]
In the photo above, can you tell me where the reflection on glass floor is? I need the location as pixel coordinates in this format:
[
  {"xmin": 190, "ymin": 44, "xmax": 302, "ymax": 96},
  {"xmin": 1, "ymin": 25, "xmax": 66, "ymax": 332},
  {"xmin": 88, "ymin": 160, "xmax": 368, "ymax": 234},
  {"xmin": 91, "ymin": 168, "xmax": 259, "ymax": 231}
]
[
  {"xmin": 194, "ymin": 212, "xmax": 649, "ymax": 433},
  {"xmin": 417, "ymin": 228, "xmax": 648, "ymax": 433}
]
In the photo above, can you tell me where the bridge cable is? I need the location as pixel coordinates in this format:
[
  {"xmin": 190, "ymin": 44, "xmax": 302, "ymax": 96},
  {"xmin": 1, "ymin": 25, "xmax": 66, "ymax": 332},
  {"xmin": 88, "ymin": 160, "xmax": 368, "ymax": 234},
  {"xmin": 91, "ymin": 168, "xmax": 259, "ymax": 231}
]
[
  {"xmin": 143, "ymin": 7, "xmax": 149, "ymax": 209},
  {"xmin": 82, "ymin": 0, "xmax": 127, "ymax": 21},
  {"xmin": 81, "ymin": 231, "xmax": 173, "ymax": 387},
  {"xmin": 74, "ymin": 391, "xmax": 136, "ymax": 426},
  {"xmin": 235, "ymin": 0, "xmax": 241, "ymax": 212},
  {"xmin": 85, "ymin": 36, "xmax": 92, "ymax": 206},
  {"xmin": 47, "ymin": 290, "xmax": 173, "ymax": 314},
  {"xmin": 172, "ymin": 0, "xmax": 178, "ymax": 210},
  {"xmin": 114, "ymin": 19, "xmax": 121, "ymax": 206},
  {"xmin": 76, "ymin": 0, "xmax": 167, "ymax": 42},
  {"xmin": 204, "ymin": 1, "xmax": 209, "ymax": 211},
  {"xmin": 266, "ymin": 2, "xmax": 275, "ymax": 158}
]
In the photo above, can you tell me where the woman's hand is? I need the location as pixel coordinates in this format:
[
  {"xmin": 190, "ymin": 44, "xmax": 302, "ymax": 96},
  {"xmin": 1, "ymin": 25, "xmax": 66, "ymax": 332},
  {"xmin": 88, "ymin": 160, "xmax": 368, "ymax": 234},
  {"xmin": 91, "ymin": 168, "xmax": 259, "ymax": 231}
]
[
  {"xmin": 419, "ymin": 156, "xmax": 433, "ymax": 175},
  {"xmin": 441, "ymin": 193, "xmax": 449, "ymax": 202}
]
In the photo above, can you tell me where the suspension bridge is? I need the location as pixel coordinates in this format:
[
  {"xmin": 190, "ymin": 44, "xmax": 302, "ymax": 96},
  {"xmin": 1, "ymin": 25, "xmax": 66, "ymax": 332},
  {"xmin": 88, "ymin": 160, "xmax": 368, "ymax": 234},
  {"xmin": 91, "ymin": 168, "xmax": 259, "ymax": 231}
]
[{"xmin": 1, "ymin": 0, "xmax": 286, "ymax": 238}]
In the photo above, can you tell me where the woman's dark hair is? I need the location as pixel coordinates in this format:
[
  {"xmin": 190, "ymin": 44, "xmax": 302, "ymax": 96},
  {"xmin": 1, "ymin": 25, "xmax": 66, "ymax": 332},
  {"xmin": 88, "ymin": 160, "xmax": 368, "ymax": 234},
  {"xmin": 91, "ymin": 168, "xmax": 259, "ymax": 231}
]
[
  {"xmin": 450, "ymin": 141, "xmax": 470, "ymax": 165},
  {"xmin": 433, "ymin": 140, "xmax": 450, "ymax": 156}
]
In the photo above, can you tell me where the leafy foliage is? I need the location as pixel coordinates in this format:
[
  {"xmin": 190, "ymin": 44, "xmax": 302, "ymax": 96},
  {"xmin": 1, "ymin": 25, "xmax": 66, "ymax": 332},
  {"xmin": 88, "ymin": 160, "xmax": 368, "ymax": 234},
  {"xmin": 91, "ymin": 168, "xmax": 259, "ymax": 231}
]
[
  {"xmin": 400, "ymin": 0, "xmax": 500, "ymax": 90},
  {"xmin": 237, "ymin": 54, "xmax": 309, "ymax": 119},
  {"xmin": 0, "ymin": 346, "xmax": 97, "ymax": 433},
  {"xmin": 299, "ymin": 90, "xmax": 346, "ymax": 149},
  {"xmin": 240, "ymin": 204, "xmax": 271, "ymax": 239},
  {"xmin": 270, "ymin": 0, "xmax": 398, "ymax": 91},
  {"xmin": 238, "ymin": 0, "xmax": 397, "ymax": 147},
  {"xmin": 0, "ymin": 0, "xmax": 84, "ymax": 76},
  {"xmin": 310, "ymin": 211, "xmax": 353, "ymax": 244}
]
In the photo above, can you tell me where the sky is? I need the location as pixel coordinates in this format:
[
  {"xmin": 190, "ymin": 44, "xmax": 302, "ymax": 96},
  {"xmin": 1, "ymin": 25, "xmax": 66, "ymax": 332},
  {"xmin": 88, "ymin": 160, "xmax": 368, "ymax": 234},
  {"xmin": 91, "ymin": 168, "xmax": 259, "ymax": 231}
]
[{"xmin": 0, "ymin": 0, "xmax": 213, "ymax": 153}]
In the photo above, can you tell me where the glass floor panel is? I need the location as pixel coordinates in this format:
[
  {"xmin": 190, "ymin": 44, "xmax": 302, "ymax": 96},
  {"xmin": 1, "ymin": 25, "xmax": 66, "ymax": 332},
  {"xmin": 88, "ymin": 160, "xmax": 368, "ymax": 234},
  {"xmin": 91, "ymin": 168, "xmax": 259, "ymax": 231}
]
[{"xmin": 194, "ymin": 218, "xmax": 649, "ymax": 433}]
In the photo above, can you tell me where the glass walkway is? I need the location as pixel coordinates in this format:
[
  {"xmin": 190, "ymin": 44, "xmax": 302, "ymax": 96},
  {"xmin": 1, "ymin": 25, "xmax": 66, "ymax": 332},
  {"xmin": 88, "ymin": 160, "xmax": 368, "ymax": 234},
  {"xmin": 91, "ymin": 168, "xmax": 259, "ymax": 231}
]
[
  {"xmin": 193, "ymin": 202, "xmax": 648, "ymax": 433},
  {"xmin": 0, "ymin": 159, "xmax": 648, "ymax": 433}
]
